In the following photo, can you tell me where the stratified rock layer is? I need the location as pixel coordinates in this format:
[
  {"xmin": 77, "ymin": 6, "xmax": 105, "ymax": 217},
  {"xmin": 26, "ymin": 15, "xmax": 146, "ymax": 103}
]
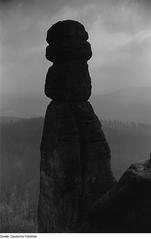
[
  {"xmin": 45, "ymin": 20, "xmax": 91, "ymax": 62},
  {"xmin": 45, "ymin": 62, "xmax": 91, "ymax": 101},
  {"xmin": 83, "ymin": 159, "xmax": 151, "ymax": 232},
  {"xmin": 38, "ymin": 20, "xmax": 116, "ymax": 232}
]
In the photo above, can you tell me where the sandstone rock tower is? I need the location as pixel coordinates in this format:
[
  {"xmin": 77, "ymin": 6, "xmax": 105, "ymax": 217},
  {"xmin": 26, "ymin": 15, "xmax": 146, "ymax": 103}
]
[{"xmin": 38, "ymin": 20, "xmax": 115, "ymax": 232}]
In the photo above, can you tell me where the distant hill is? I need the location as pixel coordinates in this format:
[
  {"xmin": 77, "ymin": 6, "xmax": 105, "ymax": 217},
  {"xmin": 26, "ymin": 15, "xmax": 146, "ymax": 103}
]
[
  {"xmin": 90, "ymin": 87, "xmax": 151, "ymax": 124},
  {"xmin": 0, "ymin": 94, "xmax": 49, "ymax": 118},
  {"xmin": 1, "ymin": 87, "xmax": 151, "ymax": 123},
  {"xmin": 0, "ymin": 117, "xmax": 150, "ymax": 195},
  {"xmin": 0, "ymin": 117, "xmax": 151, "ymax": 232},
  {"xmin": 0, "ymin": 116, "xmax": 22, "ymax": 123}
]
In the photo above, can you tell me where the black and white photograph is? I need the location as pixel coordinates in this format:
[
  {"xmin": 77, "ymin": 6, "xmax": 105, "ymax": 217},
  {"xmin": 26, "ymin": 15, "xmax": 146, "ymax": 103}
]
[{"xmin": 0, "ymin": 0, "xmax": 151, "ymax": 234}]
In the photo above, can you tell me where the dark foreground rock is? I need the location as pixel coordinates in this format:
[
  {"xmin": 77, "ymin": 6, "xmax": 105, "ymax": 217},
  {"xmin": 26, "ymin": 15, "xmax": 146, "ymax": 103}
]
[
  {"xmin": 82, "ymin": 159, "xmax": 151, "ymax": 233},
  {"xmin": 38, "ymin": 101, "xmax": 116, "ymax": 232},
  {"xmin": 38, "ymin": 20, "xmax": 151, "ymax": 233},
  {"xmin": 38, "ymin": 20, "xmax": 115, "ymax": 232}
]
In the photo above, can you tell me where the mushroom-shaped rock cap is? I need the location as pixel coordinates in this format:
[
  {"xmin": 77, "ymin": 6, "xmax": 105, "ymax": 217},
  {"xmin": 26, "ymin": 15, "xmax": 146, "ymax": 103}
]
[
  {"xmin": 46, "ymin": 20, "xmax": 89, "ymax": 44},
  {"xmin": 46, "ymin": 20, "xmax": 92, "ymax": 62}
]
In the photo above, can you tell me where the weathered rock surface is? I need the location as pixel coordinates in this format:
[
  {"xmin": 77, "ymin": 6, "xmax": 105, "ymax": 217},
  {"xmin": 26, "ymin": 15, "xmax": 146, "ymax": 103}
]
[
  {"xmin": 46, "ymin": 20, "xmax": 91, "ymax": 62},
  {"xmin": 38, "ymin": 20, "xmax": 116, "ymax": 233},
  {"xmin": 83, "ymin": 158, "xmax": 151, "ymax": 232},
  {"xmin": 45, "ymin": 21, "xmax": 92, "ymax": 63},
  {"xmin": 45, "ymin": 62, "xmax": 91, "ymax": 101}
]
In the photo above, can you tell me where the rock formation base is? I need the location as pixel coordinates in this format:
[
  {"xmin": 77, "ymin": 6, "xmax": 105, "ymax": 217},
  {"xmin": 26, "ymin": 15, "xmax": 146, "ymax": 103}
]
[{"xmin": 83, "ymin": 159, "xmax": 151, "ymax": 232}]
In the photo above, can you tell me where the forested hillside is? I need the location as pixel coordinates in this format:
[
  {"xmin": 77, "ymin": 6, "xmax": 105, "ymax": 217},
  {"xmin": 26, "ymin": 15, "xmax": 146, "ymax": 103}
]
[{"xmin": 0, "ymin": 118, "xmax": 150, "ymax": 232}]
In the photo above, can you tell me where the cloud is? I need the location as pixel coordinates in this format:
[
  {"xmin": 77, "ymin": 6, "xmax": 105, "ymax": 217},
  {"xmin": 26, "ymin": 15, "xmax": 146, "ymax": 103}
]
[
  {"xmin": 0, "ymin": 21, "xmax": 3, "ymax": 85},
  {"xmin": 129, "ymin": 0, "xmax": 151, "ymax": 9},
  {"xmin": 90, "ymin": 28, "xmax": 151, "ymax": 94},
  {"xmin": 89, "ymin": 21, "xmax": 131, "ymax": 68},
  {"xmin": 50, "ymin": 4, "xmax": 95, "ymax": 23},
  {"xmin": 0, "ymin": 0, "xmax": 151, "ymax": 97},
  {"xmin": 0, "ymin": 0, "xmax": 14, "ymax": 2},
  {"xmin": 123, "ymin": 0, "xmax": 151, "ymax": 27}
]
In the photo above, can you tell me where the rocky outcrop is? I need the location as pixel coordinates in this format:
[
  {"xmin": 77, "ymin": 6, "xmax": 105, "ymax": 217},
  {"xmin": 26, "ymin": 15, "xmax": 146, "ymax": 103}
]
[
  {"xmin": 38, "ymin": 20, "xmax": 116, "ymax": 232},
  {"xmin": 83, "ymin": 158, "xmax": 151, "ymax": 232}
]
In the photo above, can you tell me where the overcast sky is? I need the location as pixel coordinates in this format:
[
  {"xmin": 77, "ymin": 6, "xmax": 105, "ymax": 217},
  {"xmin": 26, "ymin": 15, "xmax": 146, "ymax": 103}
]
[{"xmin": 0, "ymin": 0, "xmax": 151, "ymax": 97}]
